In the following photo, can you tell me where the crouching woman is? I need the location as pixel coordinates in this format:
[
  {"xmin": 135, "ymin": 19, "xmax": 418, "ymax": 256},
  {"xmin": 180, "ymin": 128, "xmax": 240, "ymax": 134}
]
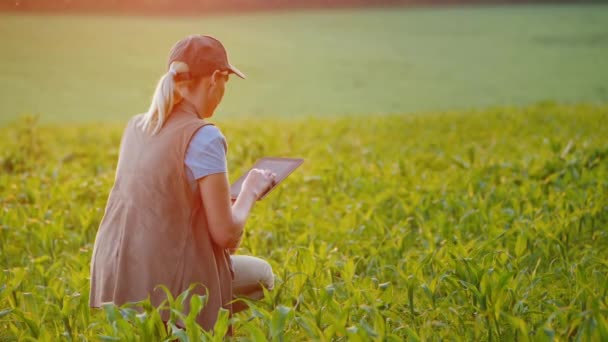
[{"xmin": 89, "ymin": 34, "xmax": 276, "ymax": 332}]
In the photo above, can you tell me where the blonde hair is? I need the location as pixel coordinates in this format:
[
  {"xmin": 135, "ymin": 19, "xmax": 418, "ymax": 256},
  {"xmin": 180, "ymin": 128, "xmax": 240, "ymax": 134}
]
[{"xmin": 139, "ymin": 61, "xmax": 190, "ymax": 135}]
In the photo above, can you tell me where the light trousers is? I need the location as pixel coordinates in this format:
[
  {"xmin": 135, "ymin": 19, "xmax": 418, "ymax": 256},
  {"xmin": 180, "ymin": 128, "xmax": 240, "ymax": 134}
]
[
  {"xmin": 163, "ymin": 255, "xmax": 274, "ymax": 330},
  {"xmin": 231, "ymin": 255, "xmax": 275, "ymax": 301}
]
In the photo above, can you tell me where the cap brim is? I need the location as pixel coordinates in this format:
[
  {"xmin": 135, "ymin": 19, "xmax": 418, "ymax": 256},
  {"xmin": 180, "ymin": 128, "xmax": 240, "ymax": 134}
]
[{"xmin": 227, "ymin": 63, "xmax": 246, "ymax": 79}]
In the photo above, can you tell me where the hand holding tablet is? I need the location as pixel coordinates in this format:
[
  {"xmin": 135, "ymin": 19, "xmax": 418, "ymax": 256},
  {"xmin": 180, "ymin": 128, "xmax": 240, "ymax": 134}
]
[
  {"xmin": 230, "ymin": 157, "xmax": 304, "ymax": 201},
  {"xmin": 241, "ymin": 168, "xmax": 277, "ymax": 199}
]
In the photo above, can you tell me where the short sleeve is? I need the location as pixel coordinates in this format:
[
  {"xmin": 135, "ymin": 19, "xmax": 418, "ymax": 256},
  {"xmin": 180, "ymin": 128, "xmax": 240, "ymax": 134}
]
[{"xmin": 184, "ymin": 125, "xmax": 228, "ymax": 180}]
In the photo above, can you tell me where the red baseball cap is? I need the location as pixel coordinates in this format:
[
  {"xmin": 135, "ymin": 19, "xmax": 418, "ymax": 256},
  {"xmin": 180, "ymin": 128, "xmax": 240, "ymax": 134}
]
[{"xmin": 167, "ymin": 34, "xmax": 246, "ymax": 80}]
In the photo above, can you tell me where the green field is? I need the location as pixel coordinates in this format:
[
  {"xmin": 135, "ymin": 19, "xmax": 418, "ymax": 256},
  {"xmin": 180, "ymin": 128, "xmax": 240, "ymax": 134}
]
[
  {"xmin": 1, "ymin": 4, "xmax": 608, "ymax": 124},
  {"xmin": 1, "ymin": 3, "xmax": 608, "ymax": 341},
  {"xmin": 1, "ymin": 102, "xmax": 607, "ymax": 340}
]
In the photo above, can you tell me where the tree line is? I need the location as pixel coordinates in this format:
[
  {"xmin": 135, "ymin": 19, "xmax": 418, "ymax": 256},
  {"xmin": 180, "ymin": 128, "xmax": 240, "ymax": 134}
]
[{"xmin": 0, "ymin": 0, "xmax": 580, "ymax": 14}]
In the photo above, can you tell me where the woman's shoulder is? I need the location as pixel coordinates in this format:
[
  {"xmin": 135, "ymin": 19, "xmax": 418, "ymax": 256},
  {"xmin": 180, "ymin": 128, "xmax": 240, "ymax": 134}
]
[
  {"xmin": 193, "ymin": 124, "xmax": 225, "ymax": 143},
  {"xmin": 189, "ymin": 123, "xmax": 227, "ymax": 152},
  {"xmin": 126, "ymin": 112, "xmax": 147, "ymax": 129}
]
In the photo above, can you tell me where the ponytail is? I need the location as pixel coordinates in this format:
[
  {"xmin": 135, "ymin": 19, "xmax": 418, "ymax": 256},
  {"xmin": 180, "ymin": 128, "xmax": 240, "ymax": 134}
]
[{"xmin": 139, "ymin": 61, "xmax": 190, "ymax": 135}]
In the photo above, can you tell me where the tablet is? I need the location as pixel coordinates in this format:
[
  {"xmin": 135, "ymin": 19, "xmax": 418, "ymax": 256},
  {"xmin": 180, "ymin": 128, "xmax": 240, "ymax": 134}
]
[{"xmin": 230, "ymin": 157, "xmax": 304, "ymax": 201}]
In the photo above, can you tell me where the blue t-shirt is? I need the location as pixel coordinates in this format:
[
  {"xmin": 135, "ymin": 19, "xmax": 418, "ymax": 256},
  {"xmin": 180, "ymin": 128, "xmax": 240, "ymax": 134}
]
[{"xmin": 184, "ymin": 125, "xmax": 228, "ymax": 191}]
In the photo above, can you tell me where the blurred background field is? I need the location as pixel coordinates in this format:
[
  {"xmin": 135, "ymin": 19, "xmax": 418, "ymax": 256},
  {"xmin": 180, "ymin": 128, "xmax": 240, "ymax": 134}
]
[{"xmin": 1, "ymin": 4, "xmax": 608, "ymax": 124}]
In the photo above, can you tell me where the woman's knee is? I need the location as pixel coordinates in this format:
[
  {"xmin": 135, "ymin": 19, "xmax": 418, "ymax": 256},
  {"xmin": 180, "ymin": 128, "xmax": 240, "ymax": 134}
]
[
  {"xmin": 259, "ymin": 259, "xmax": 275, "ymax": 290},
  {"xmin": 231, "ymin": 255, "xmax": 275, "ymax": 292}
]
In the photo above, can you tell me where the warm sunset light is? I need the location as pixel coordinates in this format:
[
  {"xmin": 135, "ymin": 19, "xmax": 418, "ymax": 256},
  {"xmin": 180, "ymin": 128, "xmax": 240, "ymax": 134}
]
[{"xmin": 1, "ymin": 0, "xmax": 607, "ymax": 340}]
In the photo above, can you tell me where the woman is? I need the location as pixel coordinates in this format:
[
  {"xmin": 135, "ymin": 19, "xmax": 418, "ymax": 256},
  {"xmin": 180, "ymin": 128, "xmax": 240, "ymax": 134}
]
[{"xmin": 89, "ymin": 34, "xmax": 277, "ymax": 331}]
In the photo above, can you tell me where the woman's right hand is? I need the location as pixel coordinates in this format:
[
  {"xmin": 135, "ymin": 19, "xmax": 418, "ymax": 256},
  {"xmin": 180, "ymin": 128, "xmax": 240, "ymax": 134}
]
[{"xmin": 241, "ymin": 168, "xmax": 276, "ymax": 200}]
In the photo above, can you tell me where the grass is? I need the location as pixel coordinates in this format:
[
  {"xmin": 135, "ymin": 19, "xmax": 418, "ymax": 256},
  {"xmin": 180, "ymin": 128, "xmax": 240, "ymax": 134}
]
[
  {"xmin": 1, "ymin": 102, "xmax": 607, "ymax": 340},
  {"xmin": 1, "ymin": 4, "xmax": 608, "ymax": 124},
  {"xmin": 1, "ymin": 4, "xmax": 607, "ymax": 340}
]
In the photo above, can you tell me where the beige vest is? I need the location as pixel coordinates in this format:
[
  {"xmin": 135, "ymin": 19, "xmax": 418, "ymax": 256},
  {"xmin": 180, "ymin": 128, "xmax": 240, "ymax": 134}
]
[{"xmin": 89, "ymin": 100, "xmax": 234, "ymax": 330}]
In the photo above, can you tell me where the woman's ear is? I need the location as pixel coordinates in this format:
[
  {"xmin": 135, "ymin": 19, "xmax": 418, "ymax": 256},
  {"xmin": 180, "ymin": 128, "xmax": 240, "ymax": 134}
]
[
  {"xmin": 210, "ymin": 70, "xmax": 222, "ymax": 87},
  {"xmin": 210, "ymin": 70, "xmax": 229, "ymax": 87}
]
